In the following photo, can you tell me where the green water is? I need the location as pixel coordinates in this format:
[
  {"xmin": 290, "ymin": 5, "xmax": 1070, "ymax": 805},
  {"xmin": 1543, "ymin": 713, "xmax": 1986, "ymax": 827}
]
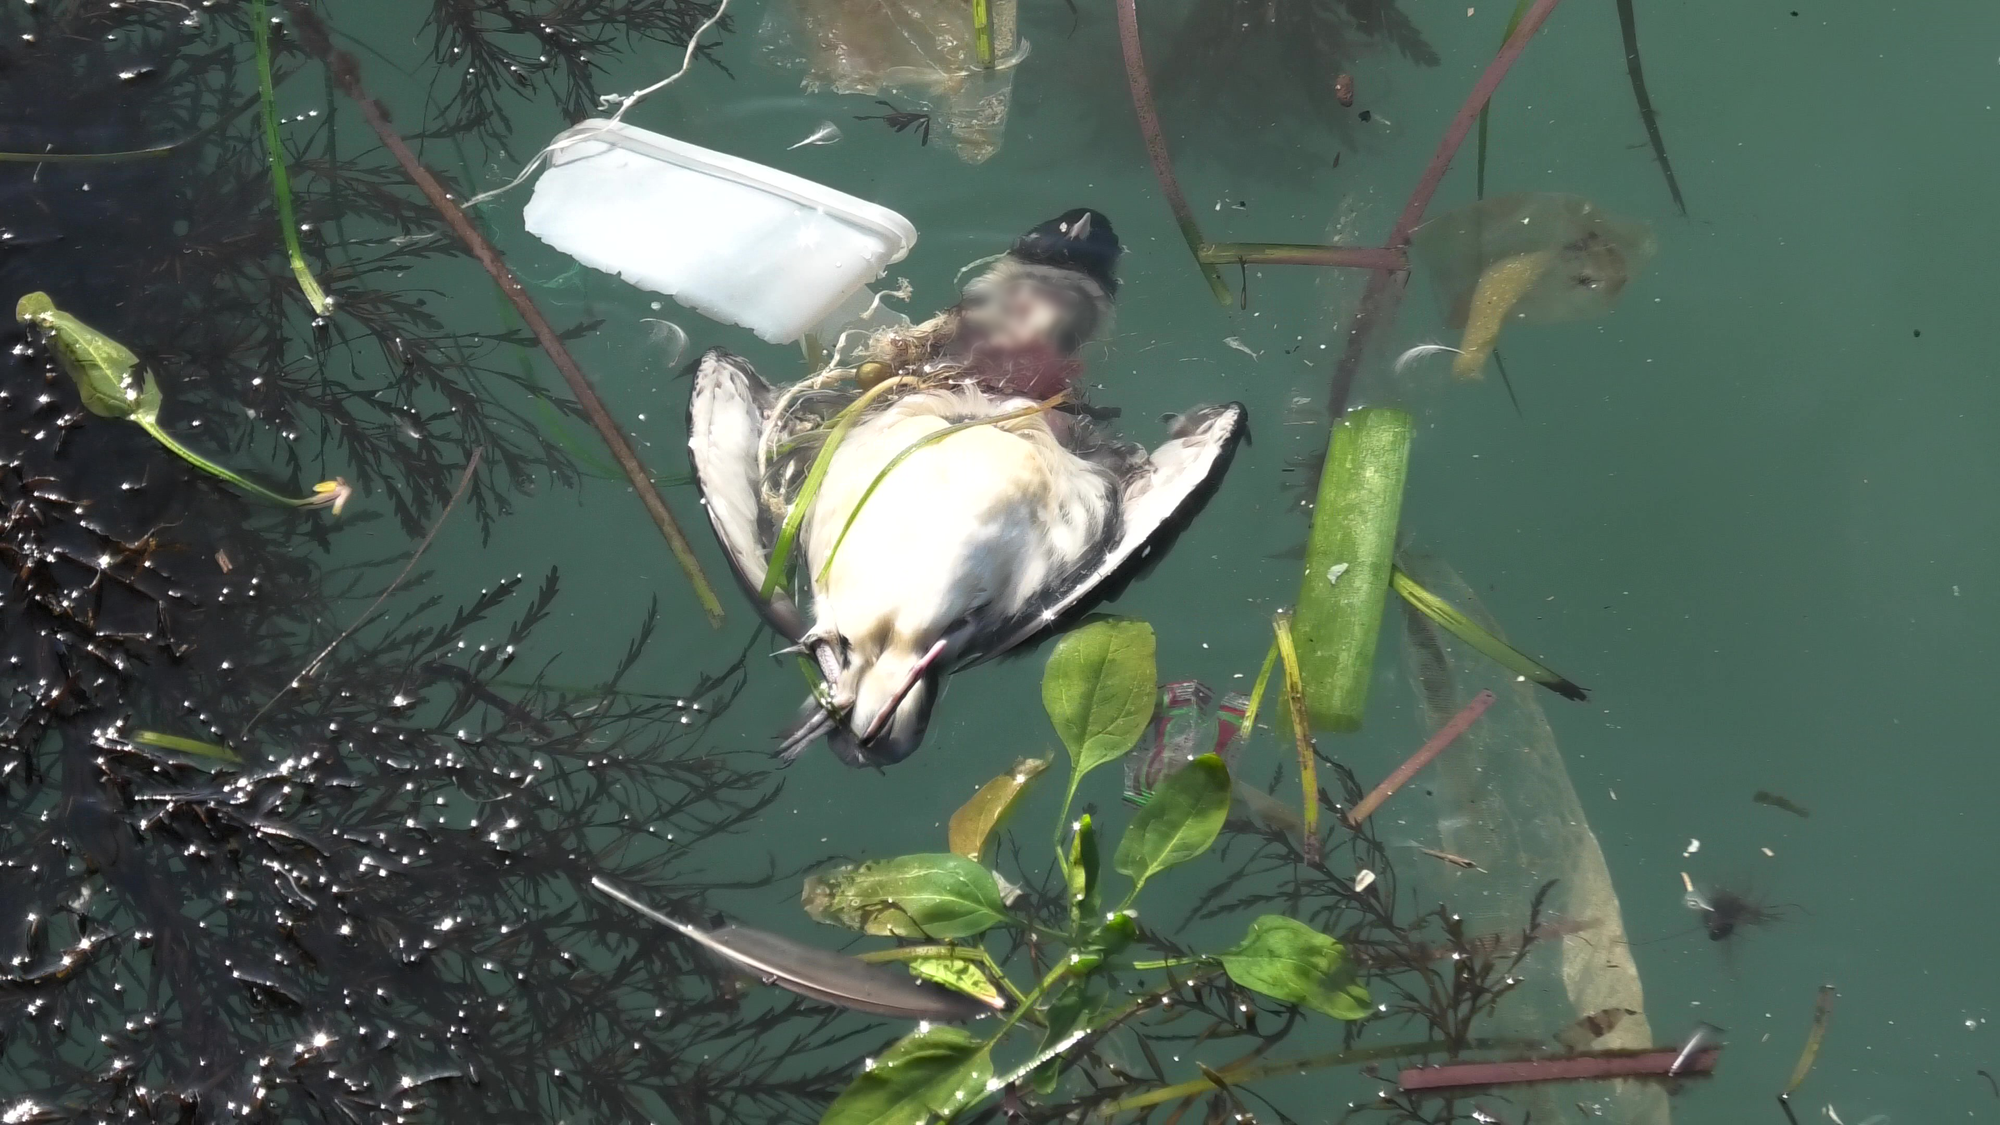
[
  {"xmin": 448, "ymin": 1, "xmax": 1996, "ymax": 1119},
  {"xmin": 10, "ymin": 0, "xmax": 1999, "ymax": 1121}
]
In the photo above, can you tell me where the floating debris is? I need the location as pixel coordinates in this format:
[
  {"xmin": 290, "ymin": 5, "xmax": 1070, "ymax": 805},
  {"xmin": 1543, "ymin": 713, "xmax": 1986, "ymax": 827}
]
[
  {"xmin": 787, "ymin": 120, "xmax": 844, "ymax": 149},
  {"xmin": 1754, "ymin": 790, "xmax": 1812, "ymax": 818},
  {"xmin": 1224, "ymin": 336, "xmax": 1260, "ymax": 360}
]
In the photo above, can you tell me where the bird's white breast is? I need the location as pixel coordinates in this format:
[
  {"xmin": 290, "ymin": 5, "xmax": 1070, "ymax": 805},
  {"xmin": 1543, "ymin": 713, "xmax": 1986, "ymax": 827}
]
[{"xmin": 802, "ymin": 389, "xmax": 1114, "ymax": 659}]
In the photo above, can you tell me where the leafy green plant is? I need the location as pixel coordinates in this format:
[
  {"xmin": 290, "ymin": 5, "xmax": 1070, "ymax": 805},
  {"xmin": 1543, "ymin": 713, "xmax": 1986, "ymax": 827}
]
[
  {"xmin": 800, "ymin": 617, "xmax": 1369, "ymax": 1125},
  {"xmin": 16, "ymin": 292, "xmax": 351, "ymax": 513}
]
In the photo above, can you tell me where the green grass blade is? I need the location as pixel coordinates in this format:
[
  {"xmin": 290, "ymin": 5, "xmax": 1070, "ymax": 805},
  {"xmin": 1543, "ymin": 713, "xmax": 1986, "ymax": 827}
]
[
  {"xmin": 1388, "ymin": 565, "xmax": 1587, "ymax": 701},
  {"xmin": 253, "ymin": 0, "xmax": 332, "ymax": 317},
  {"xmin": 815, "ymin": 395, "xmax": 1062, "ymax": 584},
  {"xmin": 1476, "ymin": 0, "xmax": 1535, "ymax": 200},
  {"xmin": 760, "ymin": 377, "xmax": 908, "ymax": 601},
  {"xmin": 133, "ymin": 730, "xmax": 243, "ymax": 764}
]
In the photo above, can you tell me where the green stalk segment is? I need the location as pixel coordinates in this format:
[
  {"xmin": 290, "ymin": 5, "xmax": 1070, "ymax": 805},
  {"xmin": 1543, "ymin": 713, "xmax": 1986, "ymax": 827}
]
[
  {"xmin": 1292, "ymin": 407, "xmax": 1414, "ymax": 731},
  {"xmin": 252, "ymin": 0, "xmax": 332, "ymax": 317}
]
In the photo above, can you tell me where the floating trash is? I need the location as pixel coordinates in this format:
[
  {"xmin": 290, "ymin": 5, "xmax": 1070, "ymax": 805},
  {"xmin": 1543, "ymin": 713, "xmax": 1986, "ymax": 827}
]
[
  {"xmin": 787, "ymin": 120, "xmax": 843, "ymax": 149},
  {"xmin": 1123, "ymin": 681, "xmax": 1248, "ymax": 806},
  {"xmin": 1411, "ymin": 193, "xmax": 1655, "ymax": 379},
  {"xmin": 523, "ymin": 121, "xmax": 917, "ymax": 344},
  {"xmin": 640, "ymin": 317, "xmax": 689, "ymax": 368}
]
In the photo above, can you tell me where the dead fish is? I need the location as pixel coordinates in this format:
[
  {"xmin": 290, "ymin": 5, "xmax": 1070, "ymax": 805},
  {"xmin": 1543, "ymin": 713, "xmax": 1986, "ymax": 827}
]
[
  {"xmin": 1224, "ymin": 336, "xmax": 1260, "ymax": 360},
  {"xmin": 590, "ymin": 877, "xmax": 992, "ymax": 1021},
  {"xmin": 1752, "ymin": 790, "xmax": 1810, "ymax": 818},
  {"xmin": 1555, "ymin": 1007, "xmax": 1638, "ymax": 1051}
]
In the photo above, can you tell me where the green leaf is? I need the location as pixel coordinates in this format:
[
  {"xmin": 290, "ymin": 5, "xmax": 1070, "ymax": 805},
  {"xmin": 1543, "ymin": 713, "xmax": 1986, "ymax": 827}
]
[
  {"xmin": 947, "ymin": 757, "xmax": 1049, "ymax": 862},
  {"xmin": 1112, "ymin": 753, "xmax": 1230, "ymax": 895},
  {"xmin": 1218, "ymin": 914, "xmax": 1369, "ymax": 1021},
  {"xmin": 1389, "ymin": 565, "xmax": 1587, "ymax": 701},
  {"xmin": 821, "ymin": 1024, "xmax": 993, "ymax": 1125},
  {"xmin": 17, "ymin": 291, "xmax": 146, "ymax": 419},
  {"xmin": 1064, "ymin": 814, "xmax": 1099, "ymax": 928},
  {"xmin": 802, "ymin": 854, "xmax": 1009, "ymax": 940},
  {"xmin": 904, "ymin": 956, "xmax": 1005, "ymax": 1011},
  {"xmin": 1041, "ymin": 617, "xmax": 1156, "ymax": 779}
]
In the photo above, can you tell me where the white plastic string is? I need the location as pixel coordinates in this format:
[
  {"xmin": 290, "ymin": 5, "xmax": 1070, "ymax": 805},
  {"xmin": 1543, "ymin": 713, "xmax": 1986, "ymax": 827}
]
[{"xmin": 459, "ymin": 0, "xmax": 731, "ymax": 211}]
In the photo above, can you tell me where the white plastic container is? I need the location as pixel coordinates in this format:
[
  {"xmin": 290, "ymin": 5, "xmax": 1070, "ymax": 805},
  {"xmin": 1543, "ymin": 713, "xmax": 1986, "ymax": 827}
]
[{"xmin": 521, "ymin": 120, "xmax": 918, "ymax": 345}]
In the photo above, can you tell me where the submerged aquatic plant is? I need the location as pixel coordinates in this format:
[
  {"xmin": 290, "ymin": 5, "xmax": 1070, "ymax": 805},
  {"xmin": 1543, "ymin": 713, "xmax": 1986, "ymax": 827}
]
[{"xmin": 17, "ymin": 291, "xmax": 351, "ymax": 512}]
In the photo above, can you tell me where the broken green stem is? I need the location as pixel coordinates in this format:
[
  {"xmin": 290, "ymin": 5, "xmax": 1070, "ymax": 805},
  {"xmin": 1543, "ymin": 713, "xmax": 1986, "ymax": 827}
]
[
  {"xmin": 1113, "ymin": 0, "xmax": 1232, "ymax": 306},
  {"xmin": 134, "ymin": 417, "xmax": 321, "ymax": 507},
  {"xmin": 252, "ymin": 0, "xmax": 331, "ymax": 317}
]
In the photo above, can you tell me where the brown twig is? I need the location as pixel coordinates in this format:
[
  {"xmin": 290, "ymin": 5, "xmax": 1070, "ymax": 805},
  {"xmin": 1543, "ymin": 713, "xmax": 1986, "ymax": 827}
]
[
  {"xmin": 1398, "ymin": 1047, "xmax": 1720, "ymax": 1091},
  {"xmin": 285, "ymin": 3, "xmax": 725, "ymax": 626},
  {"xmin": 1325, "ymin": 0, "xmax": 1569, "ymax": 419},
  {"xmin": 1344, "ymin": 689, "xmax": 1494, "ymax": 828},
  {"xmin": 1199, "ymin": 244, "xmax": 1407, "ymax": 271},
  {"xmin": 1112, "ymin": 0, "xmax": 1232, "ymax": 306}
]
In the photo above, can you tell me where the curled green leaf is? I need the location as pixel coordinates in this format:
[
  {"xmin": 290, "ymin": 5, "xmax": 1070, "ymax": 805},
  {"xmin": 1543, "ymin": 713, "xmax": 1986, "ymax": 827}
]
[
  {"xmin": 802, "ymin": 853, "xmax": 1009, "ymax": 940},
  {"xmin": 947, "ymin": 756, "xmax": 1049, "ymax": 863},
  {"xmin": 903, "ymin": 956, "xmax": 1006, "ymax": 1011},
  {"xmin": 1065, "ymin": 813, "xmax": 1099, "ymax": 928},
  {"xmin": 18, "ymin": 291, "xmax": 145, "ymax": 419},
  {"xmin": 1219, "ymin": 914, "xmax": 1369, "ymax": 1021}
]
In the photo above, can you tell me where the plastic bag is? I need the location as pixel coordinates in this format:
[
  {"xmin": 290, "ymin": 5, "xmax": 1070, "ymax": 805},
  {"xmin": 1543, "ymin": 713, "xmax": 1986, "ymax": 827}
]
[
  {"xmin": 1124, "ymin": 681, "xmax": 1248, "ymax": 806},
  {"xmin": 1396, "ymin": 554, "xmax": 1671, "ymax": 1125},
  {"xmin": 759, "ymin": 0, "xmax": 1026, "ymax": 164},
  {"xmin": 1410, "ymin": 193, "xmax": 1656, "ymax": 378}
]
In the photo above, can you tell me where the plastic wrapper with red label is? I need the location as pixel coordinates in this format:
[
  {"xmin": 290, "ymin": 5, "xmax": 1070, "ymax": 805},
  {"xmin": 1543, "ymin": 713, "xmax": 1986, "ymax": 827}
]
[{"xmin": 1123, "ymin": 681, "xmax": 1247, "ymax": 806}]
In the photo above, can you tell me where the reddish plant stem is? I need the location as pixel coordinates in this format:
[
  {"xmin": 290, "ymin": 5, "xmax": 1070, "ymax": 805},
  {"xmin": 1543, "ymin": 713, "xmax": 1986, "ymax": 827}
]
[
  {"xmin": 1326, "ymin": 0, "xmax": 1569, "ymax": 419},
  {"xmin": 1113, "ymin": 0, "xmax": 1232, "ymax": 306},
  {"xmin": 1344, "ymin": 689, "xmax": 1494, "ymax": 828},
  {"xmin": 285, "ymin": 3, "xmax": 725, "ymax": 627},
  {"xmin": 1400, "ymin": 1047, "xmax": 1720, "ymax": 1091}
]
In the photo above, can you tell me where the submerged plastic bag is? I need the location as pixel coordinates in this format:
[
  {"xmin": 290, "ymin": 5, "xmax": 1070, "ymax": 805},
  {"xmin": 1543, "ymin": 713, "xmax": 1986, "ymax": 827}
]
[
  {"xmin": 759, "ymin": 0, "xmax": 1027, "ymax": 164},
  {"xmin": 1396, "ymin": 554, "xmax": 1671, "ymax": 1125},
  {"xmin": 1124, "ymin": 681, "xmax": 1248, "ymax": 806},
  {"xmin": 1411, "ymin": 193, "xmax": 1655, "ymax": 379}
]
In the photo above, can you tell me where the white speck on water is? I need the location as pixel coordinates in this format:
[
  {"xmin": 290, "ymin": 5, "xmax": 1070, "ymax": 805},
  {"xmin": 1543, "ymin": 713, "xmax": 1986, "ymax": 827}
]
[{"xmin": 1682, "ymin": 838, "xmax": 1701, "ymax": 857}]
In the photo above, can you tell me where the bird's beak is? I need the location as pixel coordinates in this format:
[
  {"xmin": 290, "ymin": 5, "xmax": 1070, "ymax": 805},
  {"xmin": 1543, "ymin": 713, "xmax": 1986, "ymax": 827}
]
[{"xmin": 857, "ymin": 635, "xmax": 949, "ymax": 744}]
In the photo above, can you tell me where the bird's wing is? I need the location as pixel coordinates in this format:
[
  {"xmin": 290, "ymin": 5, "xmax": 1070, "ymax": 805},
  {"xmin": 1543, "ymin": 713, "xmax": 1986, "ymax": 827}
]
[
  {"xmin": 977, "ymin": 402, "xmax": 1249, "ymax": 661},
  {"xmin": 688, "ymin": 348, "xmax": 808, "ymax": 641}
]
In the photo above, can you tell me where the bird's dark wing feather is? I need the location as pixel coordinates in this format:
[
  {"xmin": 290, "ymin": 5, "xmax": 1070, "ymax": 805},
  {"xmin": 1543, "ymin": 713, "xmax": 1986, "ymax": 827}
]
[
  {"xmin": 976, "ymin": 402, "xmax": 1249, "ymax": 662},
  {"xmin": 688, "ymin": 349, "xmax": 807, "ymax": 641}
]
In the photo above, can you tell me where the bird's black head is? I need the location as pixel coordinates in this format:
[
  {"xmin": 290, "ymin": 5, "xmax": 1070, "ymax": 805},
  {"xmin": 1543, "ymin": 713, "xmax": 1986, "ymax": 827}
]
[{"xmin": 1010, "ymin": 209, "xmax": 1121, "ymax": 295}]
